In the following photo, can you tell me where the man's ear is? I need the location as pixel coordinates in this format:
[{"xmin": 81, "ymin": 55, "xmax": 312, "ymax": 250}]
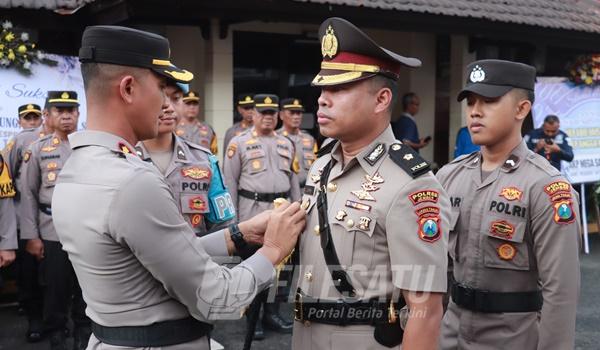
[
  {"xmin": 118, "ymin": 75, "xmax": 136, "ymax": 104},
  {"xmin": 374, "ymin": 87, "xmax": 392, "ymax": 115},
  {"xmin": 516, "ymin": 99, "xmax": 532, "ymax": 122}
]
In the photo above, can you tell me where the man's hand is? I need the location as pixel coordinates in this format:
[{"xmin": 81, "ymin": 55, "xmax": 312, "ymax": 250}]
[
  {"xmin": 238, "ymin": 209, "xmax": 272, "ymax": 246},
  {"xmin": 258, "ymin": 201, "xmax": 306, "ymax": 265},
  {"xmin": 535, "ymin": 139, "xmax": 547, "ymax": 152},
  {"xmin": 400, "ymin": 291, "xmax": 444, "ymax": 350},
  {"xmin": 26, "ymin": 239, "xmax": 44, "ymax": 261},
  {"xmin": 0, "ymin": 250, "xmax": 16, "ymax": 267},
  {"xmin": 544, "ymin": 142, "xmax": 561, "ymax": 154}
]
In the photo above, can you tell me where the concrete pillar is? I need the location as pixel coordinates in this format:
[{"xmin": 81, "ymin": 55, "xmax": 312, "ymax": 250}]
[
  {"xmin": 203, "ymin": 19, "xmax": 234, "ymax": 155},
  {"xmin": 449, "ymin": 35, "xmax": 475, "ymax": 160}
]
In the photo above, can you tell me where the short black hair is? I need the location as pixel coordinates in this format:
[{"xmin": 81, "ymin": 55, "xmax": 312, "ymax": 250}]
[
  {"xmin": 544, "ymin": 115, "xmax": 560, "ymax": 124},
  {"xmin": 371, "ymin": 75, "xmax": 398, "ymax": 113},
  {"xmin": 401, "ymin": 92, "xmax": 417, "ymax": 110}
]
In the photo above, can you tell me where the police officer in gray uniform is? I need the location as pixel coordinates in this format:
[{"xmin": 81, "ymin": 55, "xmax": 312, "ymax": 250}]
[
  {"xmin": 0, "ymin": 153, "xmax": 17, "ymax": 267},
  {"xmin": 136, "ymin": 81, "xmax": 235, "ymax": 237},
  {"xmin": 3, "ymin": 103, "xmax": 51, "ymax": 343},
  {"xmin": 223, "ymin": 93, "xmax": 255, "ymax": 151},
  {"xmin": 438, "ymin": 60, "xmax": 581, "ymax": 350},
  {"xmin": 20, "ymin": 91, "xmax": 90, "ymax": 350},
  {"xmin": 277, "ymin": 98, "xmax": 318, "ymax": 189},
  {"xmin": 224, "ymin": 93, "xmax": 301, "ymax": 337},
  {"xmin": 292, "ymin": 18, "xmax": 449, "ymax": 350},
  {"xmin": 52, "ymin": 25, "xmax": 305, "ymax": 350}
]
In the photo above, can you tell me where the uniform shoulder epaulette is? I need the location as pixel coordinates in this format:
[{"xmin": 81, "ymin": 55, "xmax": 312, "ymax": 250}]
[
  {"xmin": 37, "ymin": 134, "xmax": 53, "ymax": 143},
  {"xmin": 388, "ymin": 142, "xmax": 430, "ymax": 178},
  {"xmin": 317, "ymin": 138, "xmax": 337, "ymax": 158},
  {"xmin": 183, "ymin": 139, "xmax": 211, "ymax": 155},
  {"xmin": 526, "ymin": 151, "xmax": 561, "ymax": 177},
  {"xmin": 449, "ymin": 151, "xmax": 479, "ymax": 164}
]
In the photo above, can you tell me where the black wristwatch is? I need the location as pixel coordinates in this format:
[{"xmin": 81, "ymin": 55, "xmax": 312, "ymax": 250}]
[{"xmin": 229, "ymin": 224, "xmax": 247, "ymax": 251}]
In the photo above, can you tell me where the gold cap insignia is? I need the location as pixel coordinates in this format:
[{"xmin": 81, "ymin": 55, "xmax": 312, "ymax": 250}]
[
  {"xmin": 293, "ymin": 99, "xmax": 299, "ymax": 105},
  {"xmin": 189, "ymin": 92, "xmax": 195, "ymax": 97},
  {"xmin": 321, "ymin": 25, "xmax": 339, "ymax": 59},
  {"xmin": 265, "ymin": 96, "xmax": 272, "ymax": 104},
  {"xmin": 245, "ymin": 96, "xmax": 252, "ymax": 101},
  {"xmin": 27, "ymin": 104, "xmax": 33, "ymax": 109},
  {"xmin": 61, "ymin": 92, "xmax": 69, "ymax": 99}
]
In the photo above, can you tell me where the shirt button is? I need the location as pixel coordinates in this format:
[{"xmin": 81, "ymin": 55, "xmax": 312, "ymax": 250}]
[
  {"xmin": 346, "ymin": 219, "xmax": 354, "ymax": 228},
  {"xmin": 313, "ymin": 225, "xmax": 320, "ymax": 235},
  {"xmin": 305, "ymin": 272, "xmax": 313, "ymax": 282},
  {"xmin": 327, "ymin": 182, "xmax": 337, "ymax": 192}
]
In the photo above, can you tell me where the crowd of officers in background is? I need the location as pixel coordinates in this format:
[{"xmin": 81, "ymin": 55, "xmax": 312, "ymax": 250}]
[{"xmin": 0, "ymin": 83, "xmax": 318, "ymax": 348}]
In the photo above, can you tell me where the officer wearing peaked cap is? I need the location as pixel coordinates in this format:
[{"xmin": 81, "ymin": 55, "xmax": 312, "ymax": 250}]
[
  {"xmin": 223, "ymin": 93, "xmax": 255, "ymax": 152},
  {"xmin": 177, "ymin": 90, "xmax": 219, "ymax": 154},
  {"xmin": 437, "ymin": 59, "xmax": 580, "ymax": 350},
  {"xmin": 277, "ymin": 98, "xmax": 318, "ymax": 189},
  {"xmin": 2, "ymin": 102, "xmax": 53, "ymax": 343},
  {"xmin": 20, "ymin": 90, "xmax": 88, "ymax": 350},
  {"xmin": 292, "ymin": 17, "xmax": 450, "ymax": 350},
  {"xmin": 52, "ymin": 25, "xmax": 304, "ymax": 350}
]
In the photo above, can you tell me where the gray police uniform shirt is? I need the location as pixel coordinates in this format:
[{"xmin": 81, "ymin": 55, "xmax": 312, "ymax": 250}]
[
  {"xmin": 4, "ymin": 125, "xmax": 48, "ymax": 226},
  {"xmin": 292, "ymin": 126, "xmax": 449, "ymax": 350},
  {"xmin": 175, "ymin": 120, "xmax": 218, "ymax": 155},
  {"xmin": 223, "ymin": 128, "xmax": 301, "ymax": 222},
  {"xmin": 223, "ymin": 121, "xmax": 251, "ymax": 152},
  {"xmin": 51, "ymin": 130, "xmax": 274, "ymax": 345},
  {"xmin": 437, "ymin": 141, "xmax": 580, "ymax": 350},
  {"xmin": 0, "ymin": 154, "xmax": 17, "ymax": 250},
  {"xmin": 20, "ymin": 134, "xmax": 72, "ymax": 242},
  {"xmin": 135, "ymin": 135, "xmax": 232, "ymax": 236},
  {"xmin": 276, "ymin": 128, "xmax": 317, "ymax": 188}
]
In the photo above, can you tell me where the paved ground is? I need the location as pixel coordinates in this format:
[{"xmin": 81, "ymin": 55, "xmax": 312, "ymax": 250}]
[{"xmin": 1, "ymin": 235, "xmax": 599, "ymax": 349}]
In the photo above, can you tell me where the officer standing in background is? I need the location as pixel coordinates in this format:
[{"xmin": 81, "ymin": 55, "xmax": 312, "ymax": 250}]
[
  {"xmin": 0, "ymin": 153, "xmax": 17, "ymax": 268},
  {"xmin": 223, "ymin": 93, "xmax": 255, "ymax": 151},
  {"xmin": 438, "ymin": 60, "xmax": 580, "ymax": 350},
  {"xmin": 20, "ymin": 91, "xmax": 91, "ymax": 350},
  {"xmin": 176, "ymin": 90, "xmax": 219, "ymax": 155},
  {"xmin": 224, "ymin": 94, "xmax": 301, "ymax": 338},
  {"xmin": 277, "ymin": 98, "xmax": 317, "ymax": 188},
  {"xmin": 524, "ymin": 114, "xmax": 574, "ymax": 171},
  {"xmin": 136, "ymin": 81, "xmax": 235, "ymax": 237},
  {"xmin": 52, "ymin": 25, "xmax": 305, "ymax": 350},
  {"xmin": 3, "ymin": 103, "xmax": 51, "ymax": 343},
  {"xmin": 292, "ymin": 18, "xmax": 449, "ymax": 350}
]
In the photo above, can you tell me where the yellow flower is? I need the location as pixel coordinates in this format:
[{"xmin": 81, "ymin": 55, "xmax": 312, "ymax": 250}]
[
  {"xmin": 5, "ymin": 32, "xmax": 14, "ymax": 41},
  {"xmin": 17, "ymin": 45, "xmax": 27, "ymax": 53},
  {"xmin": 585, "ymin": 76, "xmax": 593, "ymax": 85},
  {"xmin": 8, "ymin": 49, "xmax": 15, "ymax": 60}
]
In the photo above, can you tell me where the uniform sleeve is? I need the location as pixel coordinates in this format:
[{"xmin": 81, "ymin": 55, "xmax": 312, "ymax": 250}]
[
  {"xmin": 558, "ymin": 135, "xmax": 574, "ymax": 162},
  {"xmin": 0, "ymin": 197, "xmax": 17, "ymax": 250},
  {"xmin": 530, "ymin": 178, "xmax": 580, "ymax": 350},
  {"xmin": 385, "ymin": 173, "xmax": 449, "ymax": 293},
  {"xmin": 223, "ymin": 129, "xmax": 234, "ymax": 158},
  {"xmin": 222, "ymin": 141, "xmax": 241, "ymax": 214},
  {"xmin": 19, "ymin": 146, "xmax": 41, "ymax": 240},
  {"xmin": 108, "ymin": 169, "xmax": 275, "ymax": 321}
]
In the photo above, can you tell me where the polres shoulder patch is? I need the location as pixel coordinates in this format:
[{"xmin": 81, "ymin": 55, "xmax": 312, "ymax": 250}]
[{"xmin": 388, "ymin": 143, "xmax": 430, "ymax": 178}]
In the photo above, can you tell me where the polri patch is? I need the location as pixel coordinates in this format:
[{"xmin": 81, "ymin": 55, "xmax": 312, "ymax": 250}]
[
  {"xmin": 553, "ymin": 200, "xmax": 576, "ymax": 224},
  {"xmin": 409, "ymin": 190, "xmax": 439, "ymax": 205},
  {"xmin": 418, "ymin": 216, "xmax": 441, "ymax": 243}
]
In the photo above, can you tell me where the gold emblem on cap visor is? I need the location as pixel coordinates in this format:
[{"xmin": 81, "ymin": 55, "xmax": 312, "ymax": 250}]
[
  {"xmin": 321, "ymin": 25, "xmax": 338, "ymax": 58},
  {"xmin": 265, "ymin": 96, "xmax": 273, "ymax": 104},
  {"xmin": 27, "ymin": 104, "xmax": 33, "ymax": 109},
  {"xmin": 189, "ymin": 92, "xmax": 195, "ymax": 97},
  {"xmin": 245, "ymin": 96, "xmax": 252, "ymax": 101},
  {"xmin": 61, "ymin": 92, "xmax": 69, "ymax": 99},
  {"xmin": 294, "ymin": 99, "xmax": 299, "ymax": 105}
]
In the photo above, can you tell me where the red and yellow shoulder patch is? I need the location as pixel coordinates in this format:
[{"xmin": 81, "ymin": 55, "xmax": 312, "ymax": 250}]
[{"xmin": 409, "ymin": 190, "xmax": 439, "ymax": 205}]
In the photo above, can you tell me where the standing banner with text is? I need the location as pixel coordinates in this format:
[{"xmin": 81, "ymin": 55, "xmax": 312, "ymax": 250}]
[
  {"xmin": 0, "ymin": 54, "xmax": 86, "ymax": 149},
  {"xmin": 533, "ymin": 77, "xmax": 600, "ymax": 185}
]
